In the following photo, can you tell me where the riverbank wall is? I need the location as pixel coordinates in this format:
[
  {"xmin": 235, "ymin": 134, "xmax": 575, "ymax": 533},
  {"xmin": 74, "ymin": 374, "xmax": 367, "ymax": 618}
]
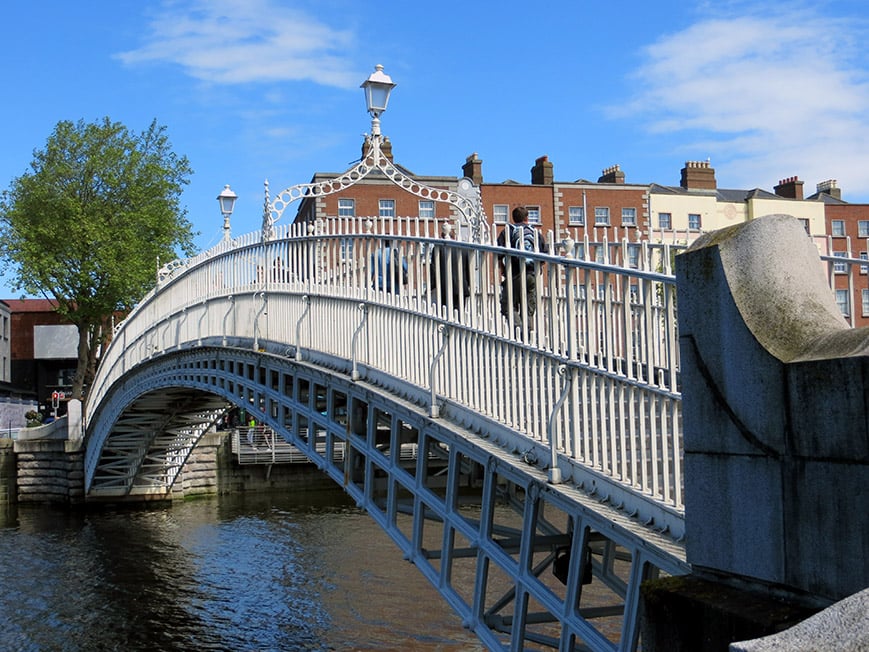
[{"xmin": 0, "ymin": 427, "xmax": 335, "ymax": 506}]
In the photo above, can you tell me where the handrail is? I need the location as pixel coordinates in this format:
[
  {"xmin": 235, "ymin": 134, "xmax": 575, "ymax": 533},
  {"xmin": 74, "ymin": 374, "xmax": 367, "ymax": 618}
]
[{"xmin": 85, "ymin": 218, "xmax": 696, "ymax": 513}]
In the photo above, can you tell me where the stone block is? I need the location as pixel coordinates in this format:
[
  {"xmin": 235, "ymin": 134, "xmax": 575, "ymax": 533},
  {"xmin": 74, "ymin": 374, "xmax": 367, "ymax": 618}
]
[
  {"xmin": 685, "ymin": 452, "xmax": 784, "ymax": 583},
  {"xmin": 731, "ymin": 587, "xmax": 869, "ymax": 651}
]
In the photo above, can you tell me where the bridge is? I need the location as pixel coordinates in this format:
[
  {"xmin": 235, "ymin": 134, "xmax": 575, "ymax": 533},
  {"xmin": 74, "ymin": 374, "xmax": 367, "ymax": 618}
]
[
  {"xmin": 83, "ymin": 209, "xmax": 688, "ymax": 650},
  {"xmin": 78, "ymin": 78, "xmax": 867, "ymax": 649}
]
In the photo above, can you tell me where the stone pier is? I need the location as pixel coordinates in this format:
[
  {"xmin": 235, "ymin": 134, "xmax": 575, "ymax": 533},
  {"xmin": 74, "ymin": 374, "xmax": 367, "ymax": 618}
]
[{"xmin": 643, "ymin": 214, "xmax": 869, "ymax": 650}]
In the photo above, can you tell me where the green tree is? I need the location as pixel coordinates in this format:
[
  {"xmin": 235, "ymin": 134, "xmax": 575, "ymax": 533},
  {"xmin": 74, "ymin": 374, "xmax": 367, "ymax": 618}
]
[{"xmin": 0, "ymin": 117, "xmax": 196, "ymax": 400}]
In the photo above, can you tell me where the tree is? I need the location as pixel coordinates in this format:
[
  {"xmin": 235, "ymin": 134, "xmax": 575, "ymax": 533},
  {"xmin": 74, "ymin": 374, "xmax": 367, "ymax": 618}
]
[{"xmin": 0, "ymin": 117, "xmax": 196, "ymax": 400}]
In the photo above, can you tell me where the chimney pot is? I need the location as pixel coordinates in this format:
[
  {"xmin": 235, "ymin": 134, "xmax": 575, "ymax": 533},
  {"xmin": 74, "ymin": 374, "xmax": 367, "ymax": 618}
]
[
  {"xmin": 773, "ymin": 176, "xmax": 804, "ymax": 200},
  {"xmin": 598, "ymin": 164, "xmax": 625, "ymax": 184},
  {"xmin": 531, "ymin": 155, "xmax": 554, "ymax": 185},
  {"xmin": 680, "ymin": 160, "xmax": 717, "ymax": 190},
  {"xmin": 462, "ymin": 152, "xmax": 483, "ymax": 185}
]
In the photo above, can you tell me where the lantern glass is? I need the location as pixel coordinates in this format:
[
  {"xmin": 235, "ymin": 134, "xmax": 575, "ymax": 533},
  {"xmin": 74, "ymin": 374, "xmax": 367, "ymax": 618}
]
[
  {"xmin": 361, "ymin": 64, "xmax": 395, "ymax": 116},
  {"xmin": 217, "ymin": 185, "xmax": 237, "ymax": 216}
]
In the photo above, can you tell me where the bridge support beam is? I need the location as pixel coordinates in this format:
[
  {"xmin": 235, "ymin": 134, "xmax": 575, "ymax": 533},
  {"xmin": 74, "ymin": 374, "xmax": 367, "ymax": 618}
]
[{"xmin": 652, "ymin": 214, "xmax": 869, "ymax": 650}]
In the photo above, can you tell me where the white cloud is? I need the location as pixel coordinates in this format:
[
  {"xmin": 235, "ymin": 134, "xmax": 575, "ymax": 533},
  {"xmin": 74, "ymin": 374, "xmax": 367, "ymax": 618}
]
[
  {"xmin": 618, "ymin": 7, "xmax": 869, "ymax": 199},
  {"xmin": 115, "ymin": 0, "xmax": 361, "ymax": 88}
]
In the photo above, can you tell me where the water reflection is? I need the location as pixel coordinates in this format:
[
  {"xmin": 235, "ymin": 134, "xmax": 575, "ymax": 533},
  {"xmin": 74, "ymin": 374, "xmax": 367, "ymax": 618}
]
[{"xmin": 0, "ymin": 492, "xmax": 484, "ymax": 651}]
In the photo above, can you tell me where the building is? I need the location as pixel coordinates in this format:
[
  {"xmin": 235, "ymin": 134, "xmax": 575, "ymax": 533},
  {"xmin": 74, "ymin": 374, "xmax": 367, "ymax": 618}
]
[
  {"xmin": 0, "ymin": 300, "xmax": 11, "ymax": 389},
  {"xmin": 810, "ymin": 180, "xmax": 869, "ymax": 322},
  {"xmin": 287, "ymin": 137, "xmax": 869, "ymax": 324},
  {"xmin": 5, "ymin": 299, "xmax": 78, "ymax": 411}
]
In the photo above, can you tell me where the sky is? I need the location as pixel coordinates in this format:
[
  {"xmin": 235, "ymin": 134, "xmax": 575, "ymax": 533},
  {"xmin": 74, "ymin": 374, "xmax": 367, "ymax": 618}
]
[{"xmin": 2, "ymin": 0, "xmax": 869, "ymax": 283}]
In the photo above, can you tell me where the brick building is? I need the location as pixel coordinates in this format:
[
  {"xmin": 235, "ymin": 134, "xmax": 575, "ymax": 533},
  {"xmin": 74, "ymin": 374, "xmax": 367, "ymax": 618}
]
[
  {"xmin": 285, "ymin": 137, "xmax": 869, "ymax": 324},
  {"xmin": 0, "ymin": 300, "xmax": 10, "ymax": 387},
  {"xmin": 4, "ymin": 299, "xmax": 77, "ymax": 408}
]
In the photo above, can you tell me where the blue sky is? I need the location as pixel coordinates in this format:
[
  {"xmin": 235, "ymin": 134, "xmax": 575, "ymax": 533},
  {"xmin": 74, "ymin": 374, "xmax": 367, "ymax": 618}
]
[{"xmin": 2, "ymin": 0, "xmax": 869, "ymax": 272}]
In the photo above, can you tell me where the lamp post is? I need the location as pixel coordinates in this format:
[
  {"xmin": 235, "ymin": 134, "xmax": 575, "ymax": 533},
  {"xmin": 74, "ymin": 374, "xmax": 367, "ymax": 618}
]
[
  {"xmin": 217, "ymin": 184, "xmax": 238, "ymax": 242},
  {"xmin": 267, "ymin": 64, "xmax": 484, "ymax": 242},
  {"xmin": 360, "ymin": 64, "xmax": 396, "ymax": 138}
]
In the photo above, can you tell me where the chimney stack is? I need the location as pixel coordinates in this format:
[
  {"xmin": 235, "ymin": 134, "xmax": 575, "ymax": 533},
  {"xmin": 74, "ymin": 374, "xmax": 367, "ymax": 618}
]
[
  {"xmin": 774, "ymin": 176, "xmax": 804, "ymax": 199},
  {"xmin": 598, "ymin": 164, "xmax": 625, "ymax": 184},
  {"xmin": 462, "ymin": 152, "xmax": 483, "ymax": 185},
  {"xmin": 816, "ymin": 179, "xmax": 842, "ymax": 200},
  {"xmin": 362, "ymin": 136, "xmax": 394, "ymax": 162},
  {"xmin": 380, "ymin": 136, "xmax": 394, "ymax": 162},
  {"xmin": 531, "ymin": 155, "xmax": 554, "ymax": 185},
  {"xmin": 680, "ymin": 160, "xmax": 717, "ymax": 190}
]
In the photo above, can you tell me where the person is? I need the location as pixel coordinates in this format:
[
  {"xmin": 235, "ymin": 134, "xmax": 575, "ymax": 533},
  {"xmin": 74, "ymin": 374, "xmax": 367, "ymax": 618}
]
[
  {"xmin": 429, "ymin": 225, "xmax": 470, "ymax": 312},
  {"xmin": 247, "ymin": 417, "xmax": 257, "ymax": 448},
  {"xmin": 496, "ymin": 206, "xmax": 548, "ymax": 330},
  {"xmin": 371, "ymin": 239, "xmax": 408, "ymax": 294}
]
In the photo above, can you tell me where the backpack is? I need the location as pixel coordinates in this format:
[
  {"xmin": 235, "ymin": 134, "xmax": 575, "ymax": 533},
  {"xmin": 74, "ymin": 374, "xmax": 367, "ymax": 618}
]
[{"xmin": 510, "ymin": 223, "xmax": 537, "ymax": 269}]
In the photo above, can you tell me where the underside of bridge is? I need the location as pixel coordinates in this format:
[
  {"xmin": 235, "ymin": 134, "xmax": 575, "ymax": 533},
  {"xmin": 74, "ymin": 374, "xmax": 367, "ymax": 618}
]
[
  {"xmin": 87, "ymin": 387, "xmax": 227, "ymax": 498},
  {"xmin": 84, "ymin": 344, "xmax": 686, "ymax": 651}
]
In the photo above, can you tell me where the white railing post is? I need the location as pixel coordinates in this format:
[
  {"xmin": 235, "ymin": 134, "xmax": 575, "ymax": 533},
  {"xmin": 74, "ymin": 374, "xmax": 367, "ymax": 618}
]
[
  {"xmin": 350, "ymin": 302, "xmax": 368, "ymax": 381},
  {"xmin": 428, "ymin": 324, "xmax": 450, "ymax": 418}
]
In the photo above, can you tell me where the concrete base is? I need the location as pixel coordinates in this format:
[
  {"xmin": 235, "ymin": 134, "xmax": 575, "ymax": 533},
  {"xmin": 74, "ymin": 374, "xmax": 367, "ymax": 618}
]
[
  {"xmin": 640, "ymin": 575, "xmax": 819, "ymax": 652},
  {"xmin": 731, "ymin": 587, "xmax": 869, "ymax": 652}
]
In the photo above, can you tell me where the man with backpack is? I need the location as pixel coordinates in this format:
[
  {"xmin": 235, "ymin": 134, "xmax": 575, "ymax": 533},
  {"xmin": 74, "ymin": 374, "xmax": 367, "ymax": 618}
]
[
  {"xmin": 371, "ymin": 239, "xmax": 408, "ymax": 294},
  {"xmin": 497, "ymin": 206, "xmax": 548, "ymax": 332}
]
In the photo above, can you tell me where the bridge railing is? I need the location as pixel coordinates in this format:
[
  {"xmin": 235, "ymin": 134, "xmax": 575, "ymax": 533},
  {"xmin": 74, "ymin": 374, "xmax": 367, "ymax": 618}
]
[{"xmin": 88, "ymin": 217, "xmax": 685, "ymax": 512}]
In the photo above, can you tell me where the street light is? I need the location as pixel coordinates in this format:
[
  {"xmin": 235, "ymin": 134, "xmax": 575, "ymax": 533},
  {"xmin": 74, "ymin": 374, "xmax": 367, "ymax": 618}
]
[
  {"xmin": 217, "ymin": 184, "xmax": 238, "ymax": 242},
  {"xmin": 360, "ymin": 64, "xmax": 396, "ymax": 137}
]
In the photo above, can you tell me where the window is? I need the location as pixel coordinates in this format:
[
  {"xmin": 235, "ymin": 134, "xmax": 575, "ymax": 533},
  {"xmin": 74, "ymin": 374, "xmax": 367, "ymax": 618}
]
[
  {"xmin": 418, "ymin": 200, "xmax": 435, "ymax": 219},
  {"xmin": 621, "ymin": 207, "xmax": 637, "ymax": 227},
  {"xmin": 863, "ymin": 289, "xmax": 869, "ymax": 317},
  {"xmin": 833, "ymin": 251, "xmax": 847, "ymax": 274},
  {"xmin": 688, "ymin": 213, "xmax": 702, "ymax": 231},
  {"xmin": 861, "ymin": 252, "xmax": 868, "ymax": 274},
  {"xmin": 859, "ymin": 221, "xmax": 869, "ymax": 238},
  {"xmin": 658, "ymin": 212, "xmax": 672, "ymax": 229},
  {"xmin": 568, "ymin": 206, "xmax": 585, "ymax": 225},
  {"xmin": 594, "ymin": 207, "xmax": 610, "ymax": 226},
  {"xmin": 594, "ymin": 245, "xmax": 605, "ymax": 263},
  {"xmin": 340, "ymin": 238, "xmax": 354, "ymax": 260},
  {"xmin": 379, "ymin": 199, "xmax": 395, "ymax": 218},
  {"xmin": 526, "ymin": 206, "xmax": 541, "ymax": 224},
  {"xmin": 627, "ymin": 244, "xmax": 640, "ymax": 269},
  {"xmin": 831, "ymin": 220, "xmax": 846, "ymax": 237},
  {"xmin": 836, "ymin": 289, "xmax": 850, "ymax": 316},
  {"xmin": 799, "ymin": 218, "xmax": 810, "ymax": 234},
  {"xmin": 338, "ymin": 198, "xmax": 355, "ymax": 217},
  {"xmin": 493, "ymin": 204, "xmax": 509, "ymax": 224}
]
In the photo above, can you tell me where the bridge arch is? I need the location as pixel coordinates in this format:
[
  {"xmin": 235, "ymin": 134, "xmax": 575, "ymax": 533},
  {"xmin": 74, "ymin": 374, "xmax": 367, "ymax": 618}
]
[
  {"xmin": 83, "ymin": 216, "xmax": 689, "ymax": 650},
  {"xmin": 85, "ymin": 337, "xmax": 688, "ymax": 649}
]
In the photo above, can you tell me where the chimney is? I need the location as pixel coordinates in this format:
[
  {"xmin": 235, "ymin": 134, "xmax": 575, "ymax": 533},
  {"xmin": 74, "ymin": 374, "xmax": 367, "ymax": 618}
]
[
  {"xmin": 680, "ymin": 160, "xmax": 717, "ymax": 190},
  {"xmin": 361, "ymin": 136, "xmax": 394, "ymax": 162},
  {"xmin": 598, "ymin": 164, "xmax": 625, "ymax": 184},
  {"xmin": 462, "ymin": 152, "xmax": 483, "ymax": 185},
  {"xmin": 816, "ymin": 179, "xmax": 842, "ymax": 200},
  {"xmin": 381, "ymin": 136, "xmax": 394, "ymax": 162},
  {"xmin": 773, "ymin": 176, "xmax": 804, "ymax": 199},
  {"xmin": 531, "ymin": 155, "xmax": 554, "ymax": 185}
]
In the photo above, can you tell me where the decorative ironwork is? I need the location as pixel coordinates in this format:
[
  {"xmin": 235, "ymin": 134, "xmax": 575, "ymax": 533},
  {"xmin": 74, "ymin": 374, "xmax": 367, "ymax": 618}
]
[{"xmin": 265, "ymin": 134, "xmax": 489, "ymax": 243}]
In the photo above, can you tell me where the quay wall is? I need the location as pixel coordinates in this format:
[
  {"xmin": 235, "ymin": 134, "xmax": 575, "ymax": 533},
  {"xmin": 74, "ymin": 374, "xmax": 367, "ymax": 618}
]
[{"xmin": 0, "ymin": 428, "xmax": 334, "ymax": 506}]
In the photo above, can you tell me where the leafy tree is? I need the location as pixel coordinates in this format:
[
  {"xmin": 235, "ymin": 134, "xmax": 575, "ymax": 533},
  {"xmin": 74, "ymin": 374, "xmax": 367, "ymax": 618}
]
[{"xmin": 0, "ymin": 117, "xmax": 196, "ymax": 400}]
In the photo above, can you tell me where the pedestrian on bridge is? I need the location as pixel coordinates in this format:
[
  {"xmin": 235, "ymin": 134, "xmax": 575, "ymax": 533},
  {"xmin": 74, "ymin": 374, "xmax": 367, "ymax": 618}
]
[
  {"xmin": 497, "ymin": 206, "xmax": 547, "ymax": 331},
  {"xmin": 429, "ymin": 225, "xmax": 470, "ymax": 313},
  {"xmin": 371, "ymin": 239, "xmax": 408, "ymax": 294}
]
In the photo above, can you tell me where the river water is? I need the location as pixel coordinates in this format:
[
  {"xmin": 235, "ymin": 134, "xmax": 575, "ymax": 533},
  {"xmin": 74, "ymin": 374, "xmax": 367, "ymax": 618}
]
[{"xmin": 0, "ymin": 490, "xmax": 485, "ymax": 651}]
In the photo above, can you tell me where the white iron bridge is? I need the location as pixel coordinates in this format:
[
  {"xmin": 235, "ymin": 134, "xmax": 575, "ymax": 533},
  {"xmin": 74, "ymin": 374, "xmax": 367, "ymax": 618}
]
[
  {"xmin": 83, "ymin": 213, "xmax": 861, "ymax": 650},
  {"xmin": 83, "ymin": 214, "xmax": 689, "ymax": 651}
]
